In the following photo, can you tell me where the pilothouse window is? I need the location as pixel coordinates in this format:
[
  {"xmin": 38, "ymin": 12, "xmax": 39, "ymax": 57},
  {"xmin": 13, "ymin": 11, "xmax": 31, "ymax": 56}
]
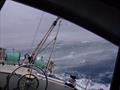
[{"xmin": 0, "ymin": 1, "xmax": 118, "ymax": 90}]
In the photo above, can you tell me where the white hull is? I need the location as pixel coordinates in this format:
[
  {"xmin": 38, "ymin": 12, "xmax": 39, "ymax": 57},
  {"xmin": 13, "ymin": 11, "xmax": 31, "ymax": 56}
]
[{"xmin": 0, "ymin": 65, "xmax": 74, "ymax": 90}]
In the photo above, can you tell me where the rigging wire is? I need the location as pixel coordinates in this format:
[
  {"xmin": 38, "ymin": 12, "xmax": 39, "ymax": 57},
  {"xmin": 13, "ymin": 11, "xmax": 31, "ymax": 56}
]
[
  {"xmin": 53, "ymin": 19, "xmax": 62, "ymax": 62},
  {"xmin": 36, "ymin": 19, "xmax": 62, "ymax": 55},
  {"xmin": 46, "ymin": 19, "xmax": 62, "ymax": 71},
  {"xmin": 31, "ymin": 17, "xmax": 60, "ymax": 62},
  {"xmin": 28, "ymin": 12, "xmax": 44, "ymax": 54},
  {"xmin": 27, "ymin": 17, "xmax": 60, "ymax": 77},
  {"xmin": 32, "ymin": 17, "xmax": 60, "ymax": 58},
  {"xmin": 38, "ymin": 38, "xmax": 55, "ymax": 54}
]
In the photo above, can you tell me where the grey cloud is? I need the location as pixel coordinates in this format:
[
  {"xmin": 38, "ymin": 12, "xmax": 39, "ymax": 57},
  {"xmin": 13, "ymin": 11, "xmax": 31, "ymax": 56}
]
[{"xmin": 0, "ymin": 0, "xmax": 110, "ymax": 50}]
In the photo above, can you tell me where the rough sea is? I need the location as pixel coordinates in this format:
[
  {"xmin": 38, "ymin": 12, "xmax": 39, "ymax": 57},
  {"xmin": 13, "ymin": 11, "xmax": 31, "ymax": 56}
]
[{"xmin": 20, "ymin": 41, "xmax": 118, "ymax": 90}]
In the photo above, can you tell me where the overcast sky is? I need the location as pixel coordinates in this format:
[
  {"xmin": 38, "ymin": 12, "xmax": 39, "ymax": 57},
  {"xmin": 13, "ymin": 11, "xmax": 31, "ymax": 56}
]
[{"xmin": 0, "ymin": 0, "xmax": 109, "ymax": 50}]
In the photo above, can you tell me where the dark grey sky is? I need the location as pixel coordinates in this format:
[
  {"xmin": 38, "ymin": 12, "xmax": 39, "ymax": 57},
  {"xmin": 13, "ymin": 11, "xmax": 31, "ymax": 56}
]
[{"xmin": 0, "ymin": 0, "xmax": 109, "ymax": 50}]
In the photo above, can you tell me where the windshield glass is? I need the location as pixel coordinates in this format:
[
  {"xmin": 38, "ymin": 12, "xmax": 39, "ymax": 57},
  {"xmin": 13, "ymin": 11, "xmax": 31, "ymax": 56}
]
[{"xmin": 0, "ymin": 1, "xmax": 118, "ymax": 90}]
